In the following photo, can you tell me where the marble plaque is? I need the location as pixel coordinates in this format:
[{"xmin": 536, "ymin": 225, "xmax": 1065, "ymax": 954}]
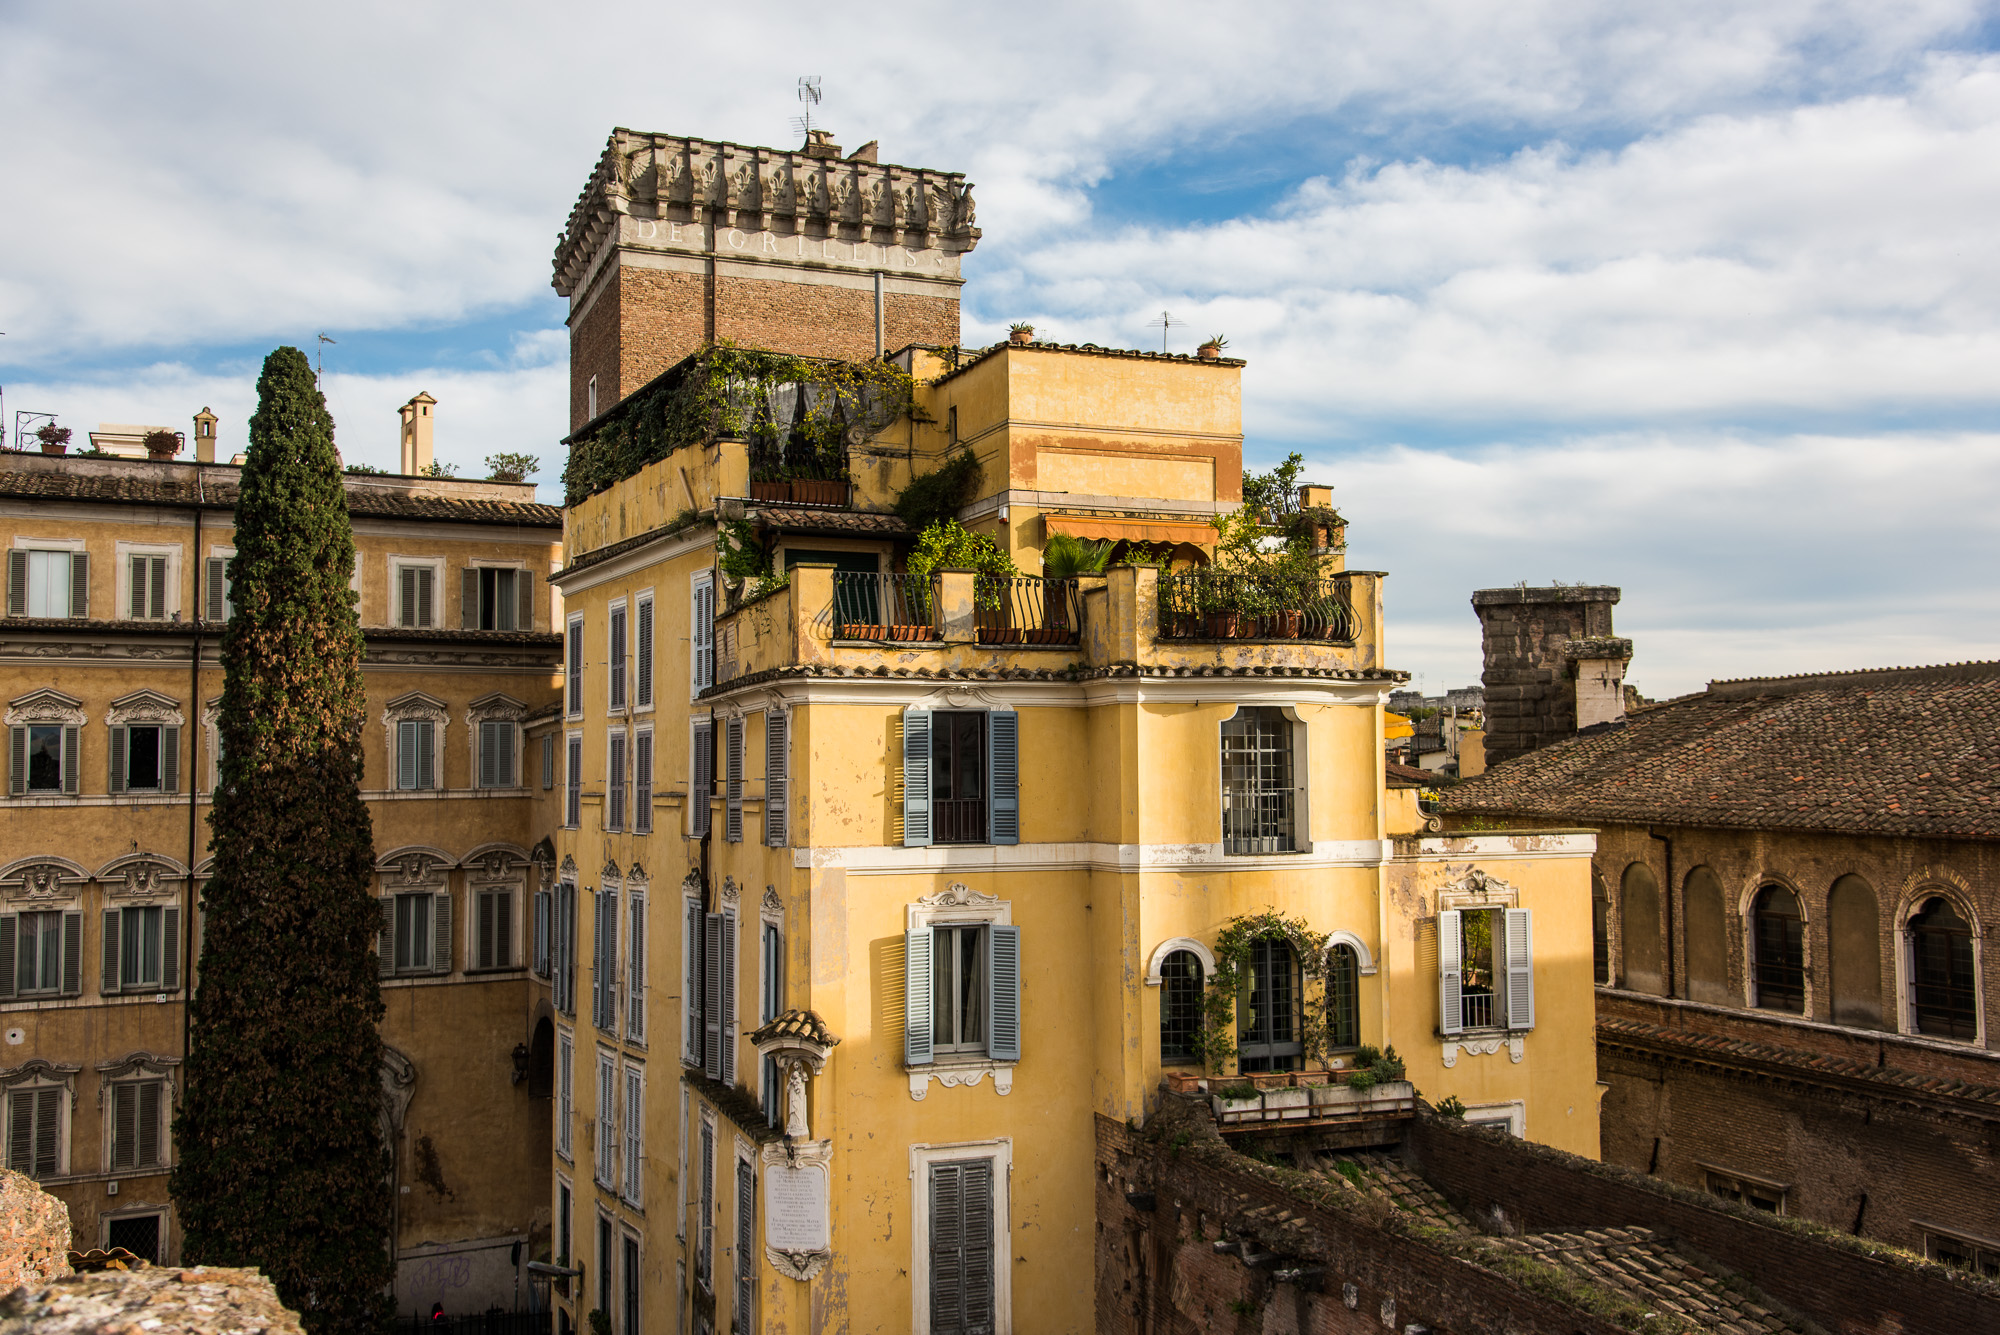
[{"xmin": 764, "ymin": 1160, "xmax": 830, "ymax": 1253}]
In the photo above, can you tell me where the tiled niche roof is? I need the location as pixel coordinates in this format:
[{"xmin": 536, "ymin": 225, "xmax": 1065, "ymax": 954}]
[{"xmin": 1442, "ymin": 660, "xmax": 2000, "ymax": 840}]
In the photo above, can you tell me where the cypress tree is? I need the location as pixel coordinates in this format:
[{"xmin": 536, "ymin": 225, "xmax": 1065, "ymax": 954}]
[{"xmin": 172, "ymin": 347, "xmax": 391, "ymax": 1334}]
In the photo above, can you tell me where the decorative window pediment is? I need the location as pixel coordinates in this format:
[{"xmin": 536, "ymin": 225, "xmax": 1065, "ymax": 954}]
[
  {"xmin": 383, "ymin": 692, "xmax": 448, "ymax": 728},
  {"xmin": 0, "ymin": 1058, "xmax": 80, "ymax": 1091},
  {"xmin": 0, "ymin": 857, "xmax": 88, "ymax": 905},
  {"xmin": 377, "ymin": 846, "xmax": 454, "ymax": 890},
  {"xmin": 106, "ymin": 690, "xmax": 184, "ymax": 728},
  {"xmin": 95, "ymin": 1051, "xmax": 179, "ymax": 1083},
  {"xmin": 627, "ymin": 864, "xmax": 649, "ymax": 893},
  {"xmin": 1438, "ymin": 867, "xmax": 1521, "ymax": 911},
  {"xmin": 909, "ymin": 881, "xmax": 1009, "ymax": 929},
  {"xmin": 466, "ymin": 692, "xmax": 528, "ymax": 725},
  {"xmin": 5, "ymin": 689, "xmax": 84, "ymax": 728},
  {"xmin": 465, "ymin": 845, "xmax": 528, "ymax": 885},
  {"xmin": 97, "ymin": 855, "xmax": 184, "ymax": 902}
]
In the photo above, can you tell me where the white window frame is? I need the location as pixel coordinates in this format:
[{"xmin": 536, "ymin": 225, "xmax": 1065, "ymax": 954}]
[
  {"xmin": 389, "ymin": 556, "xmax": 445, "ymax": 629},
  {"xmin": 203, "ymin": 545, "xmax": 237, "ymax": 624},
  {"xmin": 541, "ymin": 733, "xmax": 556, "ymax": 790},
  {"xmin": 462, "ymin": 559, "xmax": 531, "ymax": 631},
  {"xmin": 565, "ymin": 732, "xmax": 583, "ymax": 828},
  {"xmin": 114, "ymin": 543, "xmax": 181, "ymax": 622},
  {"xmin": 1218, "ymin": 703, "xmax": 1308, "ymax": 857},
  {"xmin": 909, "ymin": 1138, "xmax": 1013, "ymax": 1335},
  {"xmin": 471, "ymin": 883, "xmax": 517, "ymax": 971},
  {"xmin": 633, "ymin": 727, "xmax": 654, "ymax": 835},
  {"xmin": 10, "ymin": 538, "xmax": 87, "ymax": 620},
  {"xmin": 566, "ymin": 613, "xmax": 587, "ymax": 718},
  {"xmin": 99, "ymin": 1205, "xmax": 171, "ymax": 1263},
  {"xmin": 1, "ymin": 1069, "xmax": 74, "ymax": 1181},
  {"xmin": 587, "ymin": 374, "xmax": 598, "ymax": 421},
  {"xmin": 733, "ymin": 1138, "xmax": 756, "ymax": 1334},
  {"xmin": 556, "ymin": 1027, "xmax": 574, "ymax": 1162},
  {"xmin": 606, "ymin": 728, "xmax": 629, "ymax": 832},
  {"xmin": 468, "ymin": 695, "xmax": 525, "ymax": 791},
  {"xmin": 905, "ymin": 888, "xmax": 1018, "ymax": 1098},
  {"xmin": 596, "ymin": 1048, "xmax": 617, "ymax": 1190},
  {"xmin": 690, "ymin": 571, "xmax": 715, "ymax": 700},
  {"xmin": 382, "ymin": 693, "xmax": 448, "ymax": 793},
  {"xmin": 627, "ymin": 885, "xmax": 647, "ymax": 1044},
  {"xmin": 100, "ymin": 1058, "xmax": 176, "ymax": 1174},
  {"xmin": 621, "ymin": 1063, "xmax": 643, "ymax": 1207},
  {"xmin": 689, "ymin": 718, "xmax": 713, "ymax": 838},
  {"xmin": 1460, "ymin": 1099, "xmax": 1527, "ymax": 1137}
]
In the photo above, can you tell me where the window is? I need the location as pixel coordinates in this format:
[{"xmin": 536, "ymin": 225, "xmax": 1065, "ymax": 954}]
[
  {"xmin": 566, "ymin": 616, "xmax": 585, "ymax": 716},
  {"xmin": 203, "ymin": 555, "xmax": 233, "ymax": 623},
  {"xmin": 608, "ymin": 604, "xmax": 628, "ymax": 711},
  {"xmin": 396, "ymin": 720, "xmax": 437, "ymax": 791},
  {"xmin": 4, "ymin": 1084, "xmax": 63, "ymax": 1179},
  {"xmin": 905, "ymin": 919, "xmax": 1020, "ymax": 1068},
  {"xmin": 595, "ymin": 1052, "xmax": 616, "ymax": 1188},
  {"xmin": 475, "ymin": 888, "xmax": 513, "ymax": 970},
  {"xmin": 534, "ymin": 889, "xmax": 552, "ymax": 978},
  {"xmin": 1221, "ymin": 706, "xmax": 1297, "ymax": 855},
  {"xmin": 762, "ymin": 1056, "xmax": 782, "ymax": 1129},
  {"xmin": 542, "ymin": 734, "xmax": 556, "ymax": 790},
  {"xmin": 11, "ymin": 723, "xmax": 79, "ymax": 795},
  {"xmin": 761, "ymin": 922, "xmax": 783, "ymax": 1023},
  {"xmin": 592, "ymin": 888, "xmax": 620, "ymax": 1034},
  {"xmin": 127, "ymin": 554, "xmax": 169, "ymax": 620},
  {"xmin": 634, "ymin": 730, "xmax": 653, "ymax": 835},
  {"xmin": 379, "ymin": 891, "xmax": 450, "ymax": 977},
  {"xmin": 477, "ymin": 720, "xmax": 517, "ymax": 788},
  {"xmin": 622, "ymin": 1234, "xmax": 641, "ymax": 1335},
  {"xmin": 3, "ymin": 910, "xmax": 80, "ymax": 998},
  {"xmin": 1704, "ymin": 1168, "xmax": 1787, "ymax": 1214},
  {"xmin": 1909, "ymin": 896, "xmax": 1977, "ymax": 1040},
  {"xmin": 696, "ymin": 909, "xmax": 738, "ymax": 1084},
  {"xmin": 764, "ymin": 709, "xmax": 788, "ymax": 846},
  {"xmin": 695, "ymin": 1118, "xmax": 715, "ymax": 1289},
  {"xmin": 724, "ymin": 716, "xmax": 743, "ymax": 842},
  {"xmin": 556, "ymin": 1030, "xmax": 573, "ymax": 1160},
  {"xmin": 626, "ymin": 892, "xmax": 646, "ymax": 1042},
  {"xmin": 109, "ymin": 705, "xmax": 180, "ymax": 794},
  {"xmin": 558, "ymin": 1179, "xmax": 571, "ymax": 1261},
  {"xmin": 104, "ymin": 1213, "xmax": 163, "ymax": 1263},
  {"xmin": 690, "ymin": 574, "xmax": 714, "ymax": 698},
  {"xmin": 587, "ymin": 375, "xmax": 598, "ymax": 421},
  {"xmin": 690, "ymin": 720, "xmax": 714, "ymax": 838},
  {"xmin": 108, "ymin": 1079, "xmax": 166, "ymax": 1171},
  {"xmin": 8, "ymin": 550, "xmax": 86, "ymax": 619},
  {"xmin": 607, "ymin": 731, "xmax": 628, "ymax": 832},
  {"xmin": 634, "ymin": 596, "xmax": 654, "ymax": 708},
  {"xmin": 1438, "ymin": 906, "xmax": 1535, "ymax": 1036},
  {"xmin": 1752, "ymin": 884, "xmax": 1805, "ymax": 1013},
  {"xmin": 104, "ymin": 905, "xmax": 181, "ymax": 994},
  {"xmin": 555, "ymin": 879, "xmax": 578, "ymax": 1015},
  {"xmin": 565, "ymin": 734, "xmax": 582, "ymax": 828},
  {"xmin": 597, "ymin": 1214, "xmax": 613, "ymax": 1316},
  {"xmin": 734, "ymin": 1157, "xmax": 755, "ymax": 1333},
  {"xmin": 1159, "ymin": 949, "xmax": 1203, "ymax": 1063},
  {"xmin": 1327, "ymin": 943, "xmax": 1360, "ymax": 1050},
  {"xmin": 463, "ymin": 566, "xmax": 529, "ymax": 631},
  {"xmin": 1924, "ymin": 1228, "xmax": 2000, "ymax": 1278},
  {"xmin": 1238, "ymin": 935, "xmax": 1301, "ymax": 1072},
  {"xmin": 927, "ymin": 1158, "xmax": 996, "ymax": 1335},
  {"xmin": 394, "ymin": 562, "xmax": 436, "ymax": 628},
  {"xmin": 684, "ymin": 899, "xmax": 704, "ymax": 1066},
  {"xmin": 901, "ymin": 709, "xmax": 1018, "ymax": 848},
  {"xmin": 1591, "ymin": 872, "xmax": 1611, "ymax": 986}
]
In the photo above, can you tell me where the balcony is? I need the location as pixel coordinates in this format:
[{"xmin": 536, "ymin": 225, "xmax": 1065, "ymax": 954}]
[
  {"xmin": 1156, "ymin": 571, "xmax": 1356, "ymax": 642},
  {"xmin": 1199, "ymin": 1071, "xmax": 1417, "ymax": 1131},
  {"xmin": 706, "ymin": 562, "xmax": 1388, "ymax": 692}
]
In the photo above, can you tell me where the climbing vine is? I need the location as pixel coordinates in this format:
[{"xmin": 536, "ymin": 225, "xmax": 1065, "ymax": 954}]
[
  {"xmin": 563, "ymin": 341, "xmax": 915, "ymax": 504},
  {"xmin": 1190, "ymin": 911, "xmax": 1334, "ymax": 1073}
]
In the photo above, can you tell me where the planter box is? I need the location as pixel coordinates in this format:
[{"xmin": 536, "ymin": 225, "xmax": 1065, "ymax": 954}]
[
  {"xmin": 978, "ymin": 628, "xmax": 1024, "ymax": 645},
  {"xmin": 790, "ymin": 478, "xmax": 847, "ymax": 507},
  {"xmin": 1249, "ymin": 1072, "xmax": 1291, "ymax": 1091},
  {"xmin": 750, "ymin": 480, "xmax": 789, "ymax": 503},
  {"xmin": 1163, "ymin": 1071, "xmax": 1204, "ymax": 1094},
  {"xmin": 841, "ymin": 624, "xmax": 886, "ymax": 640},
  {"xmin": 887, "ymin": 625, "xmax": 932, "ymax": 641}
]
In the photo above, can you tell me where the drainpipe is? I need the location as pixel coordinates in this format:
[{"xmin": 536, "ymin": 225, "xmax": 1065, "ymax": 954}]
[
  {"xmin": 873, "ymin": 271, "xmax": 884, "ymax": 359},
  {"xmin": 1648, "ymin": 827, "xmax": 1675, "ymax": 998},
  {"xmin": 183, "ymin": 478, "xmax": 205, "ymax": 1064}
]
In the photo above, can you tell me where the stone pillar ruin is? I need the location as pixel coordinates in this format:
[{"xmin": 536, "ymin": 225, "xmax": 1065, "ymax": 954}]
[{"xmin": 1471, "ymin": 585, "xmax": 1632, "ymax": 766}]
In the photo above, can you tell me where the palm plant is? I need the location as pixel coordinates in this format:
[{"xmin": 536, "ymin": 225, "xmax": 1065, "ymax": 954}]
[{"xmin": 1040, "ymin": 533, "xmax": 1114, "ymax": 578}]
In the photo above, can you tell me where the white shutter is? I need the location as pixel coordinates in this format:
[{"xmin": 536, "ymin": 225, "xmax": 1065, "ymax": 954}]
[
  {"xmin": 624, "ymin": 1068, "xmax": 643, "ymax": 1204},
  {"xmin": 764, "ymin": 709, "xmax": 788, "ymax": 847},
  {"xmin": 904, "ymin": 926, "xmax": 933, "ymax": 1066},
  {"xmin": 988, "ymin": 925, "xmax": 1020, "ymax": 1062},
  {"xmin": 1504, "ymin": 907, "xmax": 1535, "ymax": 1031},
  {"xmin": 604, "ymin": 889, "xmax": 620, "ymax": 1037},
  {"xmin": 902, "ymin": 709, "xmax": 931, "ymax": 847},
  {"xmin": 686, "ymin": 898, "xmax": 704, "ymax": 1063},
  {"xmin": 691, "ymin": 575, "xmax": 714, "ymax": 696},
  {"xmin": 691, "ymin": 722, "xmax": 714, "ymax": 838},
  {"xmin": 592, "ymin": 893, "xmax": 608, "ymax": 1029},
  {"xmin": 1438, "ymin": 908, "xmax": 1464, "ymax": 1037},
  {"xmin": 720, "ymin": 911, "xmax": 738, "ymax": 1086}
]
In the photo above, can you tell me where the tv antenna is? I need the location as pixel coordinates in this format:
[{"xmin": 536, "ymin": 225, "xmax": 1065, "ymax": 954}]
[
  {"xmin": 1151, "ymin": 311, "xmax": 1182, "ymax": 353},
  {"xmin": 316, "ymin": 333, "xmax": 337, "ymax": 383},
  {"xmin": 791, "ymin": 76, "xmax": 823, "ymax": 139}
]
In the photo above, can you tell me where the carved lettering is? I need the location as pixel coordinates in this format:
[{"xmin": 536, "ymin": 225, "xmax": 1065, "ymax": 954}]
[{"xmin": 765, "ymin": 1162, "xmax": 829, "ymax": 1253}]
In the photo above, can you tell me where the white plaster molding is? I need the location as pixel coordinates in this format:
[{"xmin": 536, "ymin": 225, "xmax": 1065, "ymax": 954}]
[
  {"xmin": 105, "ymin": 690, "xmax": 185, "ymax": 728},
  {"xmin": 1437, "ymin": 867, "xmax": 1522, "ymax": 911},
  {"xmin": 1326, "ymin": 930, "xmax": 1378, "ymax": 977},
  {"xmin": 805, "ymin": 839, "xmax": 1392, "ymax": 876},
  {"xmin": 720, "ymin": 875, "xmax": 740, "ymax": 907},
  {"xmin": 5, "ymin": 689, "xmax": 85, "ymax": 727},
  {"xmin": 1440, "ymin": 1035, "xmax": 1524, "ymax": 1069},
  {"xmin": 1144, "ymin": 937, "xmax": 1218, "ymax": 986},
  {"xmin": 760, "ymin": 885, "xmax": 784, "ymax": 921},
  {"xmin": 464, "ymin": 692, "xmax": 528, "ymax": 725},
  {"xmin": 466, "ymin": 848, "xmax": 527, "ymax": 886},
  {"xmin": 907, "ymin": 882, "xmax": 1011, "ymax": 930},
  {"xmin": 908, "ymin": 1061, "xmax": 1015, "ymax": 1101},
  {"xmin": 380, "ymin": 691, "xmax": 449, "ymax": 725},
  {"xmin": 97, "ymin": 856, "xmax": 183, "ymax": 901},
  {"xmin": 0, "ymin": 857, "xmax": 89, "ymax": 904},
  {"xmin": 908, "ymin": 1138, "xmax": 1012, "ymax": 1335},
  {"xmin": 377, "ymin": 847, "xmax": 454, "ymax": 889},
  {"xmin": 760, "ymin": 1137, "xmax": 833, "ymax": 1281}
]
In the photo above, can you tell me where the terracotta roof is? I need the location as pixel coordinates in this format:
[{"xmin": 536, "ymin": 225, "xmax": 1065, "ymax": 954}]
[
  {"xmin": 1499, "ymin": 1228, "xmax": 1802, "ymax": 1333},
  {"xmin": 1441, "ymin": 661, "xmax": 2000, "ymax": 840},
  {"xmin": 750, "ymin": 1008, "xmax": 841, "ymax": 1049},
  {"xmin": 931, "ymin": 339, "xmax": 1246, "ymax": 388},
  {"xmin": 1385, "ymin": 761, "xmax": 1435, "ymax": 789},
  {"xmin": 553, "ymin": 516, "xmax": 712, "ymax": 581},
  {"xmin": 0, "ymin": 617, "xmax": 560, "ymax": 648},
  {"xmin": 0, "ymin": 465, "xmax": 563, "ymax": 528},
  {"xmin": 750, "ymin": 506, "xmax": 911, "ymax": 538},
  {"xmin": 1598, "ymin": 1015, "xmax": 2000, "ymax": 1111}
]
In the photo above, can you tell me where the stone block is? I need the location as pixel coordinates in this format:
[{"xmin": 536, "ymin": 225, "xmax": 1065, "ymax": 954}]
[{"xmin": 0, "ymin": 1168, "xmax": 70, "ymax": 1288}]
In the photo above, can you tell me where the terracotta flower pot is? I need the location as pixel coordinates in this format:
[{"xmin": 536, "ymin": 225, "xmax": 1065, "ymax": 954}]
[
  {"xmin": 1273, "ymin": 611, "xmax": 1303, "ymax": 639},
  {"xmin": 38, "ymin": 442, "xmax": 66, "ymax": 456},
  {"xmin": 979, "ymin": 627, "xmax": 1023, "ymax": 645},
  {"xmin": 793, "ymin": 479, "xmax": 847, "ymax": 507},
  {"xmin": 1010, "ymin": 329, "xmax": 1034, "ymax": 345},
  {"xmin": 889, "ymin": 625, "xmax": 930, "ymax": 641},
  {"xmin": 1197, "ymin": 342, "xmax": 1221, "ymax": 361},
  {"xmin": 750, "ymin": 480, "xmax": 789, "ymax": 503},
  {"xmin": 842, "ymin": 623, "xmax": 886, "ymax": 641}
]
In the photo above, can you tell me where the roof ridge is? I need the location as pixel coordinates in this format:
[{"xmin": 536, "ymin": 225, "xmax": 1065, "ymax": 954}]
[{"xmin": 1708, "ymin": 659, "xmax": 2000, "ymax": 696}]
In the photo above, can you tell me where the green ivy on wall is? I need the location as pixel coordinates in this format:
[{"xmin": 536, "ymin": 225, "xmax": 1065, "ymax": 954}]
[{"xmin": 1192, "ymin": 911, "xmax": 1335, "ymax": 1073}]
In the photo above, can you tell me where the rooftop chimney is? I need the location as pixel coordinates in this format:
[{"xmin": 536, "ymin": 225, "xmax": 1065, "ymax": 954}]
[
  {"xmin": 1471, "ymin": 585, "xmax": 1633, "ymax": 766},
  {"xmin": 398, "ymin": 392, "xmax": 436, "ymax": 475},
  {"xmin": 802, "ymin": 129, "xmax": 842, "ymax": 159},
  {"xmin": 192, "ymin": 407, "xmax": 218, "ymax": 463}
]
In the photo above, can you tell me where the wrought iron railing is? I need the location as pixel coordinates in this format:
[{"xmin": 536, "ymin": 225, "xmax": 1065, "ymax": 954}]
[
  {"xmin": 1156, "ymin": 572, "xmax": 1355, "ymax": 641},
  {"xmin": 974, "ymin": 576, "xmax": 1082, "ymax": 645},
  {"xmin": 1460, "ymin": 990, "xmax": 1496, "ymax": 1030},
  {"xmin": 1221, "ymin": 785, "xmax": 1297, "ymax": 856},
  {"xmin": 832, "ymin": 572, "xmax": 938, "ymax": 640},
  {"xmin": 934, "ymin": 798, "xmax": 988, "ymax": 844},
  {"xmin": 396, "ymin": 1310, "xmax": 546, "ymax": 1335}
]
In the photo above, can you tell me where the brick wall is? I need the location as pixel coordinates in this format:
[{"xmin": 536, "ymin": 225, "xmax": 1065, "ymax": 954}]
[
  {"xmin": 1471, "ymin": 586, "xmax": 1620, "ymax": 764},
  {"xmin": 1096, "ymin": 1111, "xmax": 1636, "ymax": 1335},
  {"xmin": 1406, "ymin": 1113, "xmax": 2000, "ymax": 1335},
  {"xmin": 568, "ymin": 278, "xmax": 622, "ymax": 431}
]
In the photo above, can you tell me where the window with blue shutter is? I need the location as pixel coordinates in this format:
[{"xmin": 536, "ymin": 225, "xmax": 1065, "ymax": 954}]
[
  {"xmin": 986, "ymin": 712, "xmax": 1018, "ymax": 845},
  {"xmin": 987, "ymin": 925, "xmax": 1020, "ymax": 1062},
  {"xmin": 905, "ymin": 710, "xmax": 1020, "ymax": 847},
  {"xmin": 901, "ymin": 709, "xmax": 931, "ymax": 847},
  {"xmin": 904, "ymin": 925, "xmax": 933, "ymax": 1066}
]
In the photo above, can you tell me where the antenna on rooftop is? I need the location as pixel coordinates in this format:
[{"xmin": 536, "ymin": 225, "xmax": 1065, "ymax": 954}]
[
  {"xmin": 316, "ymin": 333, "xmax": 337, "ymax": 384},
  {"xmin": 791, "ymin": 76, "xmax": 823, "ymax": 139},
  {"xmin": 1152, "ymin": 311, "xmax": 1182, "ymax": 354}
]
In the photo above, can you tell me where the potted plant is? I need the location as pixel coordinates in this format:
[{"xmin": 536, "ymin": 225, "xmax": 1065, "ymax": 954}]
[
  {"xmin": 793, "ymin": 475, "xmax": 848, "ymax": 508},
  {"xmin": 1197, "ymin": 334, "xmax": 1228, "ymax": 361},
  {"xmin": 1008, "ymin": 322, "xmax": 1035, "ymax": 346},
  {"xmin": 34, "ymin": 423, "xmax": 71, "ymax": 456},
  {"xmin": 142, "ymin": 428, "xmax": 181, "ymax": 461},
  {"xmin": 750, "ymin": 467, "xmax": 790, "ymax": 504},
  {"xmin": 1163, "ymin": 1071, "xmax": 1203, "ymax": 1094}
]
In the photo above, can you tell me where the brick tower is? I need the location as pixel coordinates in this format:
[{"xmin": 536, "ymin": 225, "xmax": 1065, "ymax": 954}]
[
  {"xmin": 553, "ymin": 129, "xmax": 981, "ymax": 429},
  {"xmin": 1471, "ymin": 585, "xmax": 1633, "ymax": 766}
]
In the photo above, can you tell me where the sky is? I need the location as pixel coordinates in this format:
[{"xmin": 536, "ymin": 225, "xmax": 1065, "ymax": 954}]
[{"xmin": 4, "ymin": 1, "xmax": 1999, "ymax": 698}]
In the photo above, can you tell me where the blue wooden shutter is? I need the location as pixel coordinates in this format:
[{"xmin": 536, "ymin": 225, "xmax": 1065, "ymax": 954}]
[
  {"xmin": 1438, "ymin": 908, "xmax": 1463, "ymax": 1037},
  {"xmin": 1504, "ymin": 907, "xmax": 1535, "ymax": 1031},
  {"xmin": 904, "ymin": 926, "xmax": 933, "ymax": 1066},
  {"xmin": 902, "ymin": 709, "xmax": 932, "ymax": 847},
  {"xmin": 987, "ymin": 925, "xmax": 1020, "ymax": 1062},
  {"xmin": 986, "ymin": 712, "xmax": 1018, "ymax": 845}
]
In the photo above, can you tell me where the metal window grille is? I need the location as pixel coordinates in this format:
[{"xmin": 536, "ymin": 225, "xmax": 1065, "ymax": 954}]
[
  {"xmin": 1221, "ymin": 708, "xmax": 1296, "ymax": 855},
  {"xmin": 1328, "ymin": 944, "xmax": 1359, "ymax": 1048},
  {"xmin": 1911, "ymin": 896, "xmax": 1978, "ymax": 1040},
  {"xmin": 1752, "ymin": 885, "xmax": 1805, "ymax": 1013},
  {"xmin": 1159, "ymin": 950, "xmax": 1203, "ymax": 1062},
  {"xmin": 1237, "ymin": 935, "xmax": 1302, "ymax": 1072}
]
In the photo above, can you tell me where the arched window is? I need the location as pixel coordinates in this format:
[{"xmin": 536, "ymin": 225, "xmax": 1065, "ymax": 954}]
[
  {"xmin": 1752, "ymin": 884, "xmax": 1805, "ymax": 1013},
  {"xmin": 1159, "ymin": 950, "xmax": 1204, "ymax": 1063},
  {"xmin": 1327, "ymin": 943, "xmax": 1360, "ymax": 1050},
  {"xmin": 1590, "ymin": 870, "xmax": 1610, "ymax": 986},
  {"xmin": 1909, "ymin": 897, "xmax": 1977, "ymax": 1040},
  {"xmin": 1238, "ymin": 935, "xmax": 1302, "ymax": 1072}
]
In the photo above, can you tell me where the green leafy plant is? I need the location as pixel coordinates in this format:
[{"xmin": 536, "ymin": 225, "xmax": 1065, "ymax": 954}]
[
  {"xmin": 1191, "ymin": 911, "xmax": 1334, "ymax": 1072},
  {"xmin": 1352, "ymin": 1044, "xmax": 1381, "ymax": 1069},
  {"xmin": 342, "ymin": 462, "xmax": 385, "ymax": 475},
  {"xmin": 1009, "ymin": 321, "xmax": 1035, "ymax": 335},
  {"xmin": 172, "ymin": 346, "xmax": 391, "ymax": 1335},
  {"xmin": 1435, "ymin": 1095, "xmax": 1468, "ymax": 1119},
  {"xmin": 141, "ymin": 428, "xmax": 181, "ymax": 455},
  {"xmin": 1345, "ymin": 1069, "xmax": 1379, "ymax": 1093},
  {"xmin": 718, "ymin": 519, "xmax": 774, "ymax": 583},
  {"xmin": 1332, "ymin": 1159, "xmax": 1364, "ymax": 1186},
  {"xmin": 485, "ymin": 451, "xmax": 539, "ymax": 482},
  {"xmin": 904, "ymin": 519, "xmax": 1018, "ymax": 597},
  {"xmin": 1216, "ymin": 1083, "xmax": 1258, "ymax": 1102},
  {"xmin": 419, "ymin": 459, "xmax": 458, "ymax": 478},
  {"xmin": 1372, "ymin": 1044, "xmax": 1406, "ymax": 1081},
  {"xmin": 587, "ymin": 1310, "xmax": 611, "ymax": 1335},
  {"xmin": 1040, "ymin": 533, "xmax": 1114, "ymax": 579},
  {"xmin": 33, "ymin": 422, "xmax": 71, "ymax": 448},
  {"xmin": 894, "ymin": 449, "xmax": 982, "ymax": 533},
  {"xmin": 1202, "ymin": 334, "xmax": 1229, "ymax": 350}
]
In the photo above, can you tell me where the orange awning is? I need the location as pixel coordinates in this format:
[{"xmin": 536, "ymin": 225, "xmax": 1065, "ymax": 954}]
[{"xmin": 1045, "ymin": 515, "xmax": 1215, "ymax": 545}]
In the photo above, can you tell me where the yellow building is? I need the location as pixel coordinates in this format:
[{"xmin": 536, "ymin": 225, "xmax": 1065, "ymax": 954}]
[
  {"xmin": 0, "ymin": 429, "xmax": 563, "ymax": 1315},
  {"xmin": 544, "ymin": 335, "xmax": 1601, "ymax": 1334}
]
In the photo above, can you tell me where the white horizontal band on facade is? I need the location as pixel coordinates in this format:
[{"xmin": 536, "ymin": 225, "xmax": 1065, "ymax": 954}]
[{"xmin": 794, "ymin": 838, "xmax": 1395, "ymax": 875}]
